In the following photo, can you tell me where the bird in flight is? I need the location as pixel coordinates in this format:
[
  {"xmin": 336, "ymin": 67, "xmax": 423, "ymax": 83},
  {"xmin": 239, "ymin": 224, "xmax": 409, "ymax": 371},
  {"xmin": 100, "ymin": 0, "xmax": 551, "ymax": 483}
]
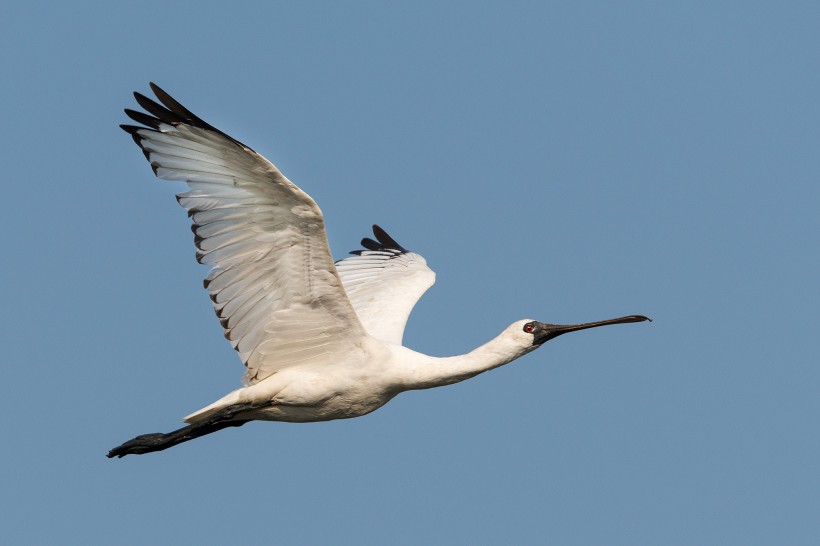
[{"xmin": 108, "ymin": 83, "xmax": 650, "ymax": 458}]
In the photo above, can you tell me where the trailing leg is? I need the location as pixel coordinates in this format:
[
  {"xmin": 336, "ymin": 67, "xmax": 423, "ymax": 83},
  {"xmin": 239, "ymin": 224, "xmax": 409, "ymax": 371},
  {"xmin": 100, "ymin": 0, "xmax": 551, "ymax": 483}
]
[{"xmin": 107, "ymin": 402, "xmax": 258, "ymax": 458}]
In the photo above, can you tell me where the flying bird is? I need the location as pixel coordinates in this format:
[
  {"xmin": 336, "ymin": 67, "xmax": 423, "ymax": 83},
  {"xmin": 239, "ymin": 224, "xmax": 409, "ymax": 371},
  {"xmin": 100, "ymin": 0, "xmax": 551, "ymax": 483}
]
[{"xmin": 108, "ymin": 83, "xmax": 650, "ymax": 458}]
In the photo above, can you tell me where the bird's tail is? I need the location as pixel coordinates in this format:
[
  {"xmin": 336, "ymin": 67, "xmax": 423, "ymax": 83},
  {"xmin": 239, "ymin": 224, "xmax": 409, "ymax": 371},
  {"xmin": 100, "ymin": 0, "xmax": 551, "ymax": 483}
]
[{"xmin": 182, "ymin": 388, "xmax": 243, "ymax": 424}]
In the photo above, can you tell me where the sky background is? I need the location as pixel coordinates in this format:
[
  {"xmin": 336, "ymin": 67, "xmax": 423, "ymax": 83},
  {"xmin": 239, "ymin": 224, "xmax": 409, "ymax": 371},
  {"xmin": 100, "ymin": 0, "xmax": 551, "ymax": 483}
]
[{"xmin": 2, "ymin": 1, "xmax": 819, "ymax": 544}]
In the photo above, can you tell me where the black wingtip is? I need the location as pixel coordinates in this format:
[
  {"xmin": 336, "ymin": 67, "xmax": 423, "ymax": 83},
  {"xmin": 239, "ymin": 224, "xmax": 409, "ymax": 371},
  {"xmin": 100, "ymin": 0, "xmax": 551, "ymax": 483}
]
[
  {"xmin": 149, "ymin": 82, "xmax": 172, "ymax": 102},
  {"xmin": 119, "ymin": 123, "xmax": 139, "ymax": 134},
  {"xmin": 149, "ymin": 82, "xmax": 203, "ymax": 124},
  {"xmin": 121, "ymin": 83, "xmax": 259, "ymax": 170},
  {"xmin": 359, "ymin": 237, "xmax": 381, "ymax": 251},
  {"xmin": 134, "ymin": 91, "xmax": 186, "ymax": 124},
  {"xmin": 124, "ymin": 108, "xmax": 161, "ymax": 130},
  {"xmin": 371, "ymin": 225, "xmax": 407, "ymax": 252},
  {"xmin": 121, "ymin": 82, "xmax": 255, "ymax": 152},
  {"xmin": 351, "ymin": 225, "xmax": 409, "ymax": 255}
]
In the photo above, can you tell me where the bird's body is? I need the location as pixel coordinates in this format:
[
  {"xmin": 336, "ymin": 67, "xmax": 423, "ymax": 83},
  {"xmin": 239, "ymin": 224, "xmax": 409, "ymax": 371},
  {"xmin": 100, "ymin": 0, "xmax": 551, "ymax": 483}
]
[
  {"xmin": 108, "ymin": 84, "xmax": 649, "ymax": 458},
  {"xmin": 184, "ymin": 320, "xmax": 540, "ymax": 425}
]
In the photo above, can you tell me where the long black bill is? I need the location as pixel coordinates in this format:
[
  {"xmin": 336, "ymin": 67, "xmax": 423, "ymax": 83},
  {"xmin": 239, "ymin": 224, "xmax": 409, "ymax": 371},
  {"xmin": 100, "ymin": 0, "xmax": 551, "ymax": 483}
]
[{"xmin": 533, "ymin": 315, "xmax": 651, "ymax": 345}]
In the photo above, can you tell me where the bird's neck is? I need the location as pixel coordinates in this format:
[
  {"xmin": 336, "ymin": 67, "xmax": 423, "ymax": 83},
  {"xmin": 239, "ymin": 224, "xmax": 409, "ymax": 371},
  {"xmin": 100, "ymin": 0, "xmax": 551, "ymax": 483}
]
[{"xmin": 397, "ymin": 331, "xmax": 533, "ymax": 391}]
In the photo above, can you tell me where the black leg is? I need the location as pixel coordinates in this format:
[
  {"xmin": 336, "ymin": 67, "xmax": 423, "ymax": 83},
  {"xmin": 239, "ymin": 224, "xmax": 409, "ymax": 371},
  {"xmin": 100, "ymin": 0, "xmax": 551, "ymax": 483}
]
[{"xmin": 107, "ymin": 402, "xmax": 259, "ymax": 458}]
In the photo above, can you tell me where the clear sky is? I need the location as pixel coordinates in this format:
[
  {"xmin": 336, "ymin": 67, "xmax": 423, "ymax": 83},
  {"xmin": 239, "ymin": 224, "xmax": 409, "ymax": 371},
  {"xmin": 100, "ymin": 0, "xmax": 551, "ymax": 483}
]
[{"xmin": 2, "ymin": 1, "xmax": 819, "ymax": 544}]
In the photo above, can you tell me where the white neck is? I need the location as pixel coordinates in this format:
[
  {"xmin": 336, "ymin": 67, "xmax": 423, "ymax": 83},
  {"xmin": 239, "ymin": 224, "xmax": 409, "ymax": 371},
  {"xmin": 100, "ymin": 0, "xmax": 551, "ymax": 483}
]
[{"xmin": 395, "ymin": 330, "xmax": 534, "ymax": 391}]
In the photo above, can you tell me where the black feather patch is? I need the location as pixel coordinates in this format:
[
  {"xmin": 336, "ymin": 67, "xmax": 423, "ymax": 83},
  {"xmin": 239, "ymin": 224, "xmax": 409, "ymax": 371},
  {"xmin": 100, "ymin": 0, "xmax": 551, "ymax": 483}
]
[
  {"xmin": 349, "ymin": 225, "xmax": 410, "ymax": 256},
  {"xmin": 150, "ymin": 82, "xmax": 207, "ymax": 125},
  {"xmin": 120, "ymin": 82, "xmax": 257, "ymax": 153},
  {"xmin": 134, "ymin": 92, "xmax": 186, "ymax": 125},
  {"xmin": 124, "ymin": 109, "xmax": 161, "ymax": 130}
]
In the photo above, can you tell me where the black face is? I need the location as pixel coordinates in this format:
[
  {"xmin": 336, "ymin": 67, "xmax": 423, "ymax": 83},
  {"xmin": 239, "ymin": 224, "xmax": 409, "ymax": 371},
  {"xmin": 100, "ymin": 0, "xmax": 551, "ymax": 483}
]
[
  {"xmin": 523, "ymin": 322, "xmax": 536, "ymax": 334},
  {"xmin": 523, "ymin": 321, "xmax": 551, "ymax": 345},
  {"xmin": 524, "ymin": 315, "xmax": 651, "ymax": 345}
]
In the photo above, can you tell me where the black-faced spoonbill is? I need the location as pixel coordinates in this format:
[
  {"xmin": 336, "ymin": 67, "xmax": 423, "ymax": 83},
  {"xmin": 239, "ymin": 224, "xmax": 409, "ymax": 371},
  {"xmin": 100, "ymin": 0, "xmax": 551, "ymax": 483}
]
[{"xmin": 108, "ymin": 84, "xmax": 650, "ymax": 458}]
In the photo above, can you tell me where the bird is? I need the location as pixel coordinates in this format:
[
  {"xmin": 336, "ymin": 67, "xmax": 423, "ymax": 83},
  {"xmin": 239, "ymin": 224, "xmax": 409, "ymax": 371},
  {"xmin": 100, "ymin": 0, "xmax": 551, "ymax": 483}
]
[{"xmin": 107, "ymin": 83, "xmax": 650, "ymax": 458}]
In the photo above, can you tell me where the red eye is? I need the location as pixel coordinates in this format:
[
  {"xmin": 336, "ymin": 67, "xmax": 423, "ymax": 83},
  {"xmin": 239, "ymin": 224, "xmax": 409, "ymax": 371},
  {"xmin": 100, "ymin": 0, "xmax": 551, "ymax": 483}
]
[{"xmin": 523, "ymin": 323, "xmax": 534, "ymax": 333}]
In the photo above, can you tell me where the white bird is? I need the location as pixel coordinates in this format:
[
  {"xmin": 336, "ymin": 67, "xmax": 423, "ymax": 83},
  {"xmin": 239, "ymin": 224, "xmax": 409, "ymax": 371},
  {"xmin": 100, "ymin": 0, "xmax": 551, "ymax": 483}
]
[{"xmin": 108, "ymin": 83, "xmax": 650, "ymax": 458}]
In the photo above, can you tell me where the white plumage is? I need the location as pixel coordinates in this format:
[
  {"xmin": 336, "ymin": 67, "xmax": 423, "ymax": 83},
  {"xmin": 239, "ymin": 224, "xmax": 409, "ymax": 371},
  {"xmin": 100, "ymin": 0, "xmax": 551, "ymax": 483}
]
[
  {"xmin": 336, "ymin": 231, "xmax": 435, "ymax": 345},
  {"xmin": 108, "ymin": 83, "xmax": 649, "ymax": 458}
]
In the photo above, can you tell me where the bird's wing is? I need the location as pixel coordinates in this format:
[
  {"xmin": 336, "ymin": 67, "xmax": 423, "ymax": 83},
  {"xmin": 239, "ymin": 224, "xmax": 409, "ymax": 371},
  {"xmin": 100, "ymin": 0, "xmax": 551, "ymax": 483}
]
[
  {"xmin": 121, "ymin": 83, "xmax": 366, "ymax": 385},
  {"xmin": 335, "ymin": 226, "xmax": 435, "ymax": 345}
]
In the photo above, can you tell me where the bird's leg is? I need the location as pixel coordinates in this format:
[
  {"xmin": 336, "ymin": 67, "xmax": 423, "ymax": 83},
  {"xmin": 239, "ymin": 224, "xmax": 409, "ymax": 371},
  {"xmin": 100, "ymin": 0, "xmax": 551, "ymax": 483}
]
[{"xmin": 106, "ymin": 402, "xmax": 260, "ymax": 458}]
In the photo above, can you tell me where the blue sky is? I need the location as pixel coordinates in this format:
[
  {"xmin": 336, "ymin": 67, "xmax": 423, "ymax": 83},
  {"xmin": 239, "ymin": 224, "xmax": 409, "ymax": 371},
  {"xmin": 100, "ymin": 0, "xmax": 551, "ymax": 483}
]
[{"xmin": 2, "ymin": 1, "xmax": 819, "ymax": 544}]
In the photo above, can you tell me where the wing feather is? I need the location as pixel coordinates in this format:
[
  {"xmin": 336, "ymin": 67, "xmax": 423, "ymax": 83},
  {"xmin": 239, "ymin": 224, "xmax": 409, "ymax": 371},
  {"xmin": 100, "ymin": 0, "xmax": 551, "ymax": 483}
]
[
  {"xmin": 122, "ymin": 83, "xmax": 366, "ymax": 384},
  {"xmin": 336, "ymin": 226, "xmax": 435, "ymax": 345}
]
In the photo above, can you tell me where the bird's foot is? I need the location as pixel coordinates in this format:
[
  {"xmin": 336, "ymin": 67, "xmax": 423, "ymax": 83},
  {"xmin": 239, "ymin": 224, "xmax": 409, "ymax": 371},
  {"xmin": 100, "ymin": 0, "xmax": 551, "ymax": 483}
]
[{"xmin": 107, "ymin": 432, "xmax": 171, "ymax": 458}]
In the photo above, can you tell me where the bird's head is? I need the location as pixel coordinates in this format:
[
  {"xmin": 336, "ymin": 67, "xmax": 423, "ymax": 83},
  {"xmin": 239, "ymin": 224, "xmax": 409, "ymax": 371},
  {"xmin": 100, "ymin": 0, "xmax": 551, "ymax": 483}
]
[{"xmin": 509, "ymin": 315, "xmax": 651, "ymax": 353}]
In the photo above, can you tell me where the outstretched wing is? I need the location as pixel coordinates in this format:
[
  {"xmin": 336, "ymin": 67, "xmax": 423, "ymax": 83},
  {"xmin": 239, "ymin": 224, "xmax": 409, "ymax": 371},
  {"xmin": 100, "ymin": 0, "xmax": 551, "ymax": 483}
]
[
  {"xmin": 121, "ymin": 83, "xmax": 366, "ymax": 384},
  {"xmin": 335, "ymin": 225, "xmax": 435, "ymax": 345}
]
